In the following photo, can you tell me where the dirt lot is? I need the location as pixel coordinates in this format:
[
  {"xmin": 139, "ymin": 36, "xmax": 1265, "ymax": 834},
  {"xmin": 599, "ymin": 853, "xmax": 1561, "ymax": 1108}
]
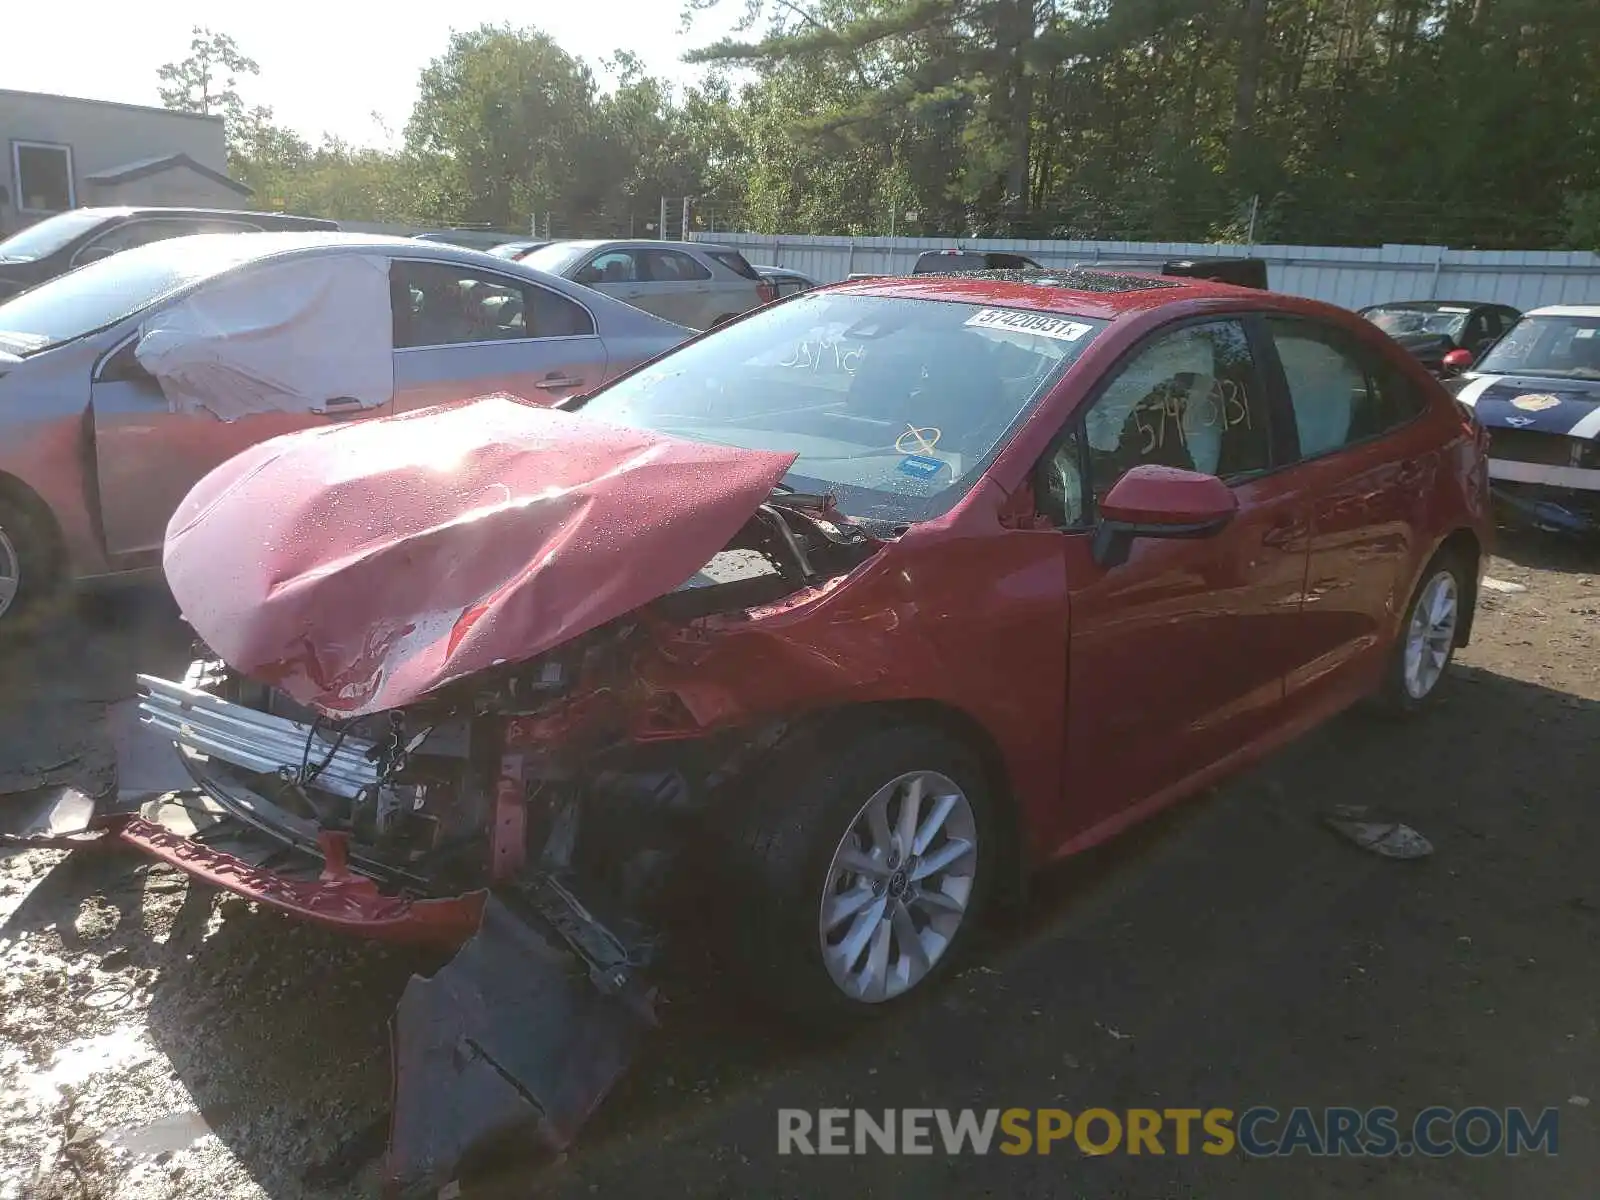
[{"xmin": 1, "ymin": 535, "xmax": 1596, "ymax": 1200}]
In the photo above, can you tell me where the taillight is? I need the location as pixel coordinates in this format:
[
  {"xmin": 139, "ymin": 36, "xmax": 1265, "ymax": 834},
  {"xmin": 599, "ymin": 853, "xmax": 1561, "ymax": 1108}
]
[{"xmin": 758, "ymin": 281, "xmax": 777, "ymax": 304}]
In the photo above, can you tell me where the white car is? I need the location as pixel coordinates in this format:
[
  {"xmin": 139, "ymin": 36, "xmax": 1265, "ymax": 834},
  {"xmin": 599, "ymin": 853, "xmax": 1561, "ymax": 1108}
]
[{"xmin": 520, "ymin": 240, "xmax": 774, "ymax": 331}]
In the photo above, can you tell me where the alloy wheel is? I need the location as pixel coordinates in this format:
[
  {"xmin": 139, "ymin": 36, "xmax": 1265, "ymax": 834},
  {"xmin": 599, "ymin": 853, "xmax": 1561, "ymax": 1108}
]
[
  {"xmin": 1403, "ymin": 569, "xmax": 1459, "ymax": 700},
  {"xmin": 817, "ymin": 769, "xmax": 978, "ymax": 1003},
  {"xmin": 0, "ymin": 524, "xmax": 19, "ymax": 621}
]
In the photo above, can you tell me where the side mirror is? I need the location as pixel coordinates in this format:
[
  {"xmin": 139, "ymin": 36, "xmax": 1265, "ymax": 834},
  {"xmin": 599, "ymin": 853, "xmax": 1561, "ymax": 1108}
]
[
  {"xmin": 1092, "ymin": 465, "xmax": 1239, "ymax": 568},
  {"xmin": 1441, "ymin": 348, "xmax": 1475, "ymax": 375}
]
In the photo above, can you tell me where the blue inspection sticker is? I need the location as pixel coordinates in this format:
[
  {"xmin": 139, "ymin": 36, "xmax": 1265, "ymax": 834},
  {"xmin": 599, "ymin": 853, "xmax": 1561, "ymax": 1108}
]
[{"xmin": 898, "ymin": 454, "xmax": 946, "ymax": 479}]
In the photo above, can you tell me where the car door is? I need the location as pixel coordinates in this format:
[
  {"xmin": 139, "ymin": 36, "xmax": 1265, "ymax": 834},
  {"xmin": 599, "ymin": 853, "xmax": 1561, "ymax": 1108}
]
[
  {"xmin": 89, "ymin": 254, "xmax": 391, "ymax": 562},
  {"xmin": 1256, "ymin": 315, "xmax": 1437, "ymax": 719},
  {"xmin": 636, "ymin": 248, "xmax": 717, "ymax": 327},
  {"xmin": 391, "ymin": 258, "xmax": 607, "ymax": 410},
  {"xmin": 1041, "ymin": 316, "xmax": 1313, "ymax": 845},
  {"xmin": 570, "ymin": 248, "xmax": 653, "ymax": 315}
]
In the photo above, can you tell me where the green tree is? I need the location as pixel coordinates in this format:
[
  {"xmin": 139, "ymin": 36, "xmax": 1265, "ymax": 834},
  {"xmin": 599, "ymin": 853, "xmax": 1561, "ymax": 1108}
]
[
  {"xmin": 157, "ymin": 26, "xmax": 261, "ymax": 152},
  {"xmin": 404, "ymin": 24, "xmax": 601, "ymax": 232}
]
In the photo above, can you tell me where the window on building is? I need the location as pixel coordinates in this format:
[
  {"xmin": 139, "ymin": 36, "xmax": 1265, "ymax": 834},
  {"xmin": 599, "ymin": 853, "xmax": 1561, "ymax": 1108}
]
[{"xmin": 12, "ymin": 142, "xmax": 75, "ymax": 213}]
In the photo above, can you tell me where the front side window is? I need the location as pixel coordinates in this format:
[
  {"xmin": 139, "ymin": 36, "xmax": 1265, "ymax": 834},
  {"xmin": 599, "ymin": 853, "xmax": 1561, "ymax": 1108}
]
[
  {"xmin": 1365, "ymin": 306, "xmax": 1470, "ymax": 340},
  {"xmin": 573, "ymin": 293, "xmax": 1105, "ymax": 524},
  {"xmin": 1475, "ymin": 313, "xmax": 1600, "ymax": 379},
  {"xmin": 1057, "ymin": 319, "xmax": 1272, "ymax": 524},
  {"xmin": 1267, "ymin": 318, "xmax": 1423, "ymax": 458},
  {"xmin": 392, "ymin": 261, "xmax": 586, "ymax": 347},
  {"xmin": 573, "ymin": 250, "xmax": 640, "ymax": 285}
]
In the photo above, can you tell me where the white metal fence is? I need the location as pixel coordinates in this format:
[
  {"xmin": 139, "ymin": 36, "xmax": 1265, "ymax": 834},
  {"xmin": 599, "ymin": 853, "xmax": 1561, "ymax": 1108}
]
[{"xmin": 691, "ymin": 233, "xmax": 1600, "ymax": 312}]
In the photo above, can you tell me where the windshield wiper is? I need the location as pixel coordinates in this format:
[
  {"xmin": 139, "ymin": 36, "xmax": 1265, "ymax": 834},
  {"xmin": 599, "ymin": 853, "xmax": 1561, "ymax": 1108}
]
[{"xmin": 769, "ymin": 483, "xmax": 836, "ymax": 511}]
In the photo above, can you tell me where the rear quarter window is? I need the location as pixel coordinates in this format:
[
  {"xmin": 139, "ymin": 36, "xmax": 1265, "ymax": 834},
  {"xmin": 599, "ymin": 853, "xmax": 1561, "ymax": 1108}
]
[{"xmin": 707, "ymin": 251, "xmax": 762, "ymax": 280}]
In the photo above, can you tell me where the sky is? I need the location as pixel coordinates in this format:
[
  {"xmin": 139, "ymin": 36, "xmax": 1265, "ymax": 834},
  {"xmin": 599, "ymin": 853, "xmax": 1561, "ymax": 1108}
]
[{"xmin": 2, "ymin": 1, "xmax": 750, "ymax": 148}]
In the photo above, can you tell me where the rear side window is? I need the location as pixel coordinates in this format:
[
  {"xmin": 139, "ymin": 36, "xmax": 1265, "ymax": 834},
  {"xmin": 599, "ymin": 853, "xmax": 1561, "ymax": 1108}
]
[
  {"xmin": 706, "ymin": 251, "xmax": 761, "ymax": 280},
  {"xmin": 525, "ymin": 284, "xmax": 595, "ymax": 338},
  {"xmin": 1266, "ymin": 317, "xmax": 1425, "ymax": 458},
  {"xmin": 987, "ymin": 253, "xmax": 1040, "ymax": 270},
  {"xmin": 392, "ymin": 261, "xmax": 594, "ymax": 347},
  {"xmin": 915, "ymin": 252, "xmax": 985, "ymax": 272},
  {"xmin": 643, "ymin": 249, "xmax": 712, "ymax": 282}
]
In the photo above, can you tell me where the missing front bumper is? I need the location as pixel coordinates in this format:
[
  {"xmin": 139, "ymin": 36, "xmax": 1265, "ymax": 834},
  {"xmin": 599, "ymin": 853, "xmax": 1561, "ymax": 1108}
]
[{"xmin": 386, "ymin": 885, "xmax": 656, "ymax": 1197}]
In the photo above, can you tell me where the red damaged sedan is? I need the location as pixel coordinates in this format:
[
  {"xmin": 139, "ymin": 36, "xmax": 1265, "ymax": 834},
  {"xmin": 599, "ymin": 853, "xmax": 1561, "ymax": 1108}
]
[{"xmin": 115, "ymin": 268, "xmax": 1488, "ymax": 1189}]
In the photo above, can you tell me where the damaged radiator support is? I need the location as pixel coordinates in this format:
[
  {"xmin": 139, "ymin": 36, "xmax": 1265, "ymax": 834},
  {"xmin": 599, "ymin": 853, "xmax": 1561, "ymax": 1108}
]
[
  {"xmin": 138, "ymin": 672, "xmax": 664, "ymax": 1195},
  {"xmin": 138, "ymin": 673, "xmax": 382, "ymax": 801}
]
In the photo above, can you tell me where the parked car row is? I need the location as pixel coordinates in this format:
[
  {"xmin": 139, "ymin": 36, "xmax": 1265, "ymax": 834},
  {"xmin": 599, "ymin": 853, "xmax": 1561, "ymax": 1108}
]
[
  {"xmin": 0, "ymin": 232, "xmax": 692, "ymax": 629},
  {"xmin": 0, "ymin": 206, "xmax": 340, "ymax": 299}
]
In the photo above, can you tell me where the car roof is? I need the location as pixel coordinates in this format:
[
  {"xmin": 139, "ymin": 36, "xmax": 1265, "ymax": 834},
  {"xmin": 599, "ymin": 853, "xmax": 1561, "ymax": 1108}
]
[
  {"xmin": 134, "ymin": 230, "xmax": 531, "ymax": 262},
  {"xmin": 549, "ymin": 239, "xmax": 740, "ymax": 253},
  {"xmin": 1364, "ymin": 299, "xmax": 1502, "ymax": 311},
  {"xmin": 69, "ymin": 205, "xmax": 335, "ymax": 224},
  {"xmin": 1527, "ymin": 304, "xmax": 1600, "ymax": 318},
  {"xmin": 106, "ymin": 231, "xmax": 656, "ymax": 290},
  {"xmin": 828, "ymin": 267, "xmax": 1325, "ymax": 321}
]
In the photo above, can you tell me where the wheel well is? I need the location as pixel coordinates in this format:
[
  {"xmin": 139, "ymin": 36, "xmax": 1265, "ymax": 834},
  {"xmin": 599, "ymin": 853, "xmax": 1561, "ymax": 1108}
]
[
  {"xmin": 1435, "ymin": 527, "xmax": 1482, "ymax": 647},
  {"xmin": 788, "ymin": 698, "xmax": 1027, "ymax": 905},
  {"xmin": 0, "ymin": 470, "xmax": 64, "ymax": 577}
]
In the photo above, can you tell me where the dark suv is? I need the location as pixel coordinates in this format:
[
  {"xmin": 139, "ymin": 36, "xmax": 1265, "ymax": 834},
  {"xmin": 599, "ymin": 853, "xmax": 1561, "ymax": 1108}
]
[
  {"xmin": 0, "ymin": 207, "xmax": 340, "ymax": 299},
  {"xmin": 911, "ymin": 249, "xmax": 1044, "ymax": 273}
]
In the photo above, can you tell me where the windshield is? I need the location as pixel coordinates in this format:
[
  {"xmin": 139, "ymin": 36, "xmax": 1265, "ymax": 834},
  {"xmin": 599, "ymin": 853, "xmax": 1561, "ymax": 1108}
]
[
  {"xmin": 1365, "ymin": 306, "xmax": 1470, "ymax": 339},
  {"xmin": 521, "ymin": 242, "xmax": 591, "ymax": 275},
  {"xmin": 1475, "ymin": 313, "xmax": 1600, "ymax": 379},
  {"xmin": 0, "ymin": 235, "xmax": 268, "ymax": 355},
  {"xmin": 572, "ymin": 293, "xmax": 1105, "ymax": 524},
  {"xmin": 0, "ymin": 210, "xmax": 111, "ymax": 263}
]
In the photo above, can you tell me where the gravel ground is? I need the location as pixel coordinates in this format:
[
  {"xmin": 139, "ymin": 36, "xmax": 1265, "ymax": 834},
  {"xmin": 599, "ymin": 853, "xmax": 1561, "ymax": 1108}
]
[{"xmin": 1, "ymin": 534, "xmax": 1596, "ymax": 1200}]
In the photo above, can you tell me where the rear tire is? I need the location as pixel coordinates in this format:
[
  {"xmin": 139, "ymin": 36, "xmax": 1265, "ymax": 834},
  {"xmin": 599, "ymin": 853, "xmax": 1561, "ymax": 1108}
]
[
  {"xmin": 1374, "ymin": 551, "xmax": 1467, "ymax": 714},
  {"xmin": 721, "ymin": 721, "xmax": 996, "ymax": 1028}
]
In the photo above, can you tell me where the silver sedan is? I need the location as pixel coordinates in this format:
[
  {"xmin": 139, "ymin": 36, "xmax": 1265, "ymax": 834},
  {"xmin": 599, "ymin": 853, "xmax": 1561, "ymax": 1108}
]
[{"xmin": 0, "ymin": 232, "xmax": 691, "ymax": 629}]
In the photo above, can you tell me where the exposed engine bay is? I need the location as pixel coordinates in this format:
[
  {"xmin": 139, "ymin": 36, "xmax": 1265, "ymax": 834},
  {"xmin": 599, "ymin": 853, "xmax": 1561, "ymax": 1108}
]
[
  {"xmin": 143, "ymin": 494, "xmax": 875, "ymax": 897},
  {"xmin": 132, "ymin": 492, "xmax": 881, "ymax": 1196}
]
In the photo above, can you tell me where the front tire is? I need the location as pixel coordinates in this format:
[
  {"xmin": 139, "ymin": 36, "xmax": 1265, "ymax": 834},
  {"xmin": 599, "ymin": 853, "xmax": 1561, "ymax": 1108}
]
[
  {"xmin": 723, "ymin": 722, "xmax": 995, "ymax": 1026},
  {"xmin": 1376, "ymin": 552, "xmax": 1466, "ymax": 713},
  {"xmin": 0, "ymin": 496, "xmax": 57, "ymax": 638}
]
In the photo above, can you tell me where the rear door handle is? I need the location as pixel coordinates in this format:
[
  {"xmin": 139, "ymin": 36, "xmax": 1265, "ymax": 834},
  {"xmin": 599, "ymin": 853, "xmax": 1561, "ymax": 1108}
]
[{"xmin": 535, "ymin": 376, "xmax": 584, "ymax": 391}]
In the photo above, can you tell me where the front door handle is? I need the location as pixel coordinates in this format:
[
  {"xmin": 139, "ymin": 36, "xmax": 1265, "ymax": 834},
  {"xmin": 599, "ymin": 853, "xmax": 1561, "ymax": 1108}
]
[{"xmin": 535, "ymin": 376, "xmax": 584, "ymax": 391}]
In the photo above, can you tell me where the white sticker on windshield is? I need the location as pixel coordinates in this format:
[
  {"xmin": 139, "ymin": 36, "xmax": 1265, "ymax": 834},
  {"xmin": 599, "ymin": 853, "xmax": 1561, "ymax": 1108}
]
[
  {"xmin": 965, "ymin": 308, "xmax": 1093, "ymax": 342},
  {"xmin": 1576, "ymin": 327, "xmax": 1596, "ymax": 339}
]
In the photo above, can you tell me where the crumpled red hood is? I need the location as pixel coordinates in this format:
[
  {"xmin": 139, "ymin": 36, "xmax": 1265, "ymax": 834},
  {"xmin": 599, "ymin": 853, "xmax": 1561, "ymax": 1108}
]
[{"xmin": 163, "ymin": 394, "xmax": 796, "ymax": 716}]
